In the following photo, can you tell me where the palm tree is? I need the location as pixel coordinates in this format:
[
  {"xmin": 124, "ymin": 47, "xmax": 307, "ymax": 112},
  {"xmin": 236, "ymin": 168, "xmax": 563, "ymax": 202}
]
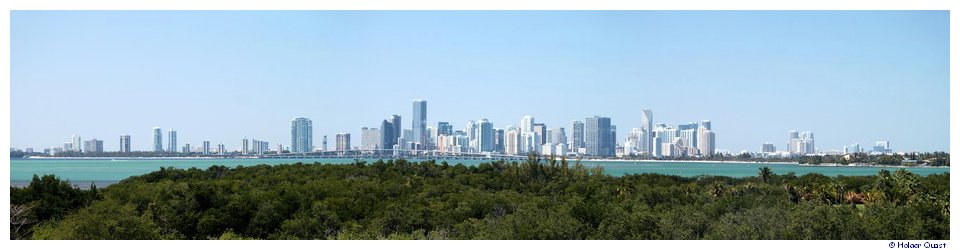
[{"xmin": 758, "ymin": 167, "xmax": 773, "ymax": 184}]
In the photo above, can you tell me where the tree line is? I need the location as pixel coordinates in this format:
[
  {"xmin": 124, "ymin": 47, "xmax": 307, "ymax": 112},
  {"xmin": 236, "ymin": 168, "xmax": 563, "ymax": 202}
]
[{"xmin": 10, "ymin": 155, "xmax": 949, "ymax": 240}]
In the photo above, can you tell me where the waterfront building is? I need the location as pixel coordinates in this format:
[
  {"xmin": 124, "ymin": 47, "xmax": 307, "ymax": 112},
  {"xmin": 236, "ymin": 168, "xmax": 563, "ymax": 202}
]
[
  {"xmin": 520, "ymin": 116, "xmax": 535, "ymax": 133},
  {"xmin": 571, "ymin": 120, "xmax": 585, "ymax": 153},
  {"xmin": 119, "ymin": 134, "xmax": 131, "ymax": 153},
  {"xmin": 167, "ymin": 129, "xmax": 177, "ymax": 153},
  {"xmin": 72, "ymin": 135, "xmax": 82, "ymax": 152},
  {"xmin": 452, "ymin": 130, "xmax": 470, "ymax": 153},
  {"xmin": 494, "ymin": 128, "xmax": 505, "ymax": 153},
  {"xmin": 873, "ymin": 141, "xmax": 891, "ymax": 154},
  {"xmin": 381, "ymin": 115, "xmax": 401, "ymax": 150},
  {"xmin": 533, "ymin": 123, "xmax": 547, "ymax": 145},
  {"xmin": 762, "ymin": 143, "xmax": 776, "ymax": 153},
  {"xmin": 83, "ymin": 138, "xmax": 103, "ymax": 153},
  {"xmin": 322, "ymin": 135, "xmax": 328, "ymax": 151},
  {"xmin": 290, "ymin": 117, "xmax": 313, "ymax": 153},
  {"xmin": 153, "ymin": 127, "xmax": 163, "ymax": 152},
  {"xmin": 787, "ymin": 130, "xmax": 816, "ymax": 155},
  {"xmin": 361, "ymin": 127, "xmax": 382, "ymax": 151},
  {"xmin": 202, "ymin": 141, "xmax": 211, "ymax": 155},
  {"xmin": 437, "ymin": 122, "xmax": 453, "ymax": 136},
  {"xmin": 336, "ymin": 133, "xmax": 351, "ymax": 152},
  {"xmin": 520, "ymin": 131, "xmax": 540, "ymax": 154},
  {"xmin": 585, "ymin": 116, "xmax": 615, "ymax": 157},
  {"xmin": 475, "ymin": 119, "xmax": 495, "ymax": 152},
  {"xmin": 242, "ymin": 138, "xmax": 250, "ymax": 155},
  {"xmin": 183, "ymin": 143, "xmax": 191, "ymax": 154},
  {"xmin": 412, "ymin": 99, "xmax": 428, "ymax": 150},
  {"xmin": 504, "ymin": 128, "xmax": 520, "ymax": 155},
  {"xmin": 217, "ymin": 144, "xmax": 226, "ymax": 155},
  {"xmin": 640, "ymin": 109, "xmax": 653, "ymax": 154},
  {"xmin": 697, "ymin": 127, "xmax": 716, "ymax": 156}
]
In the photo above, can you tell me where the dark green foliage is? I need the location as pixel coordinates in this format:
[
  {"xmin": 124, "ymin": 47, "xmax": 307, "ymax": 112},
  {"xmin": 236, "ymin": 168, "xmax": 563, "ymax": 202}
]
[{"xmin": 11, "ymin": 160, "xmax": 949, "ymax": 240}]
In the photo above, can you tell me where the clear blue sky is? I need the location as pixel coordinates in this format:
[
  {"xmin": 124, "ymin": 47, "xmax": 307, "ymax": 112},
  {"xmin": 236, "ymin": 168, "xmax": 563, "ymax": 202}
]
[{"xmin": 11, "ymin": 11, "xmax": 949, "ymax": 153}]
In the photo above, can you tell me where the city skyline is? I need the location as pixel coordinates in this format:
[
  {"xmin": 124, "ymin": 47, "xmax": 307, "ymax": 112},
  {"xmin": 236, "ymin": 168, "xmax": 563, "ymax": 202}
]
[{"xmin": 11, "ymin": 11, "xmax": 949, "ymax": 152}]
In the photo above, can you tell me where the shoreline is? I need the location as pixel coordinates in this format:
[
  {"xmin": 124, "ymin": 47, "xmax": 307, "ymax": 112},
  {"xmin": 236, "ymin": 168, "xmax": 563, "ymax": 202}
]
[{"xmin": 13, "ymin": 156, "xmax": 947, "ymax": 168}]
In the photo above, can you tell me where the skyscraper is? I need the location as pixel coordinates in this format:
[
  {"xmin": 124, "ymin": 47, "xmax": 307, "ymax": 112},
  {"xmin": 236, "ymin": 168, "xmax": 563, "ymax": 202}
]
[
  {"xmin": 153, "ymin": 127, "xmax": 163, "ymax": 152},
  {"xmin": 571, "ymin": 120, "xmax": 584, "ymax": 152},
  {"xmin": 533, "ymin": 123, "xmax": 547, "ymax": 145},
  {"xmin": 585, "ymin": 116, "xmax": 614, "ymax": 157},
  {"xmin": 322, "ymin": 135, "xmax": 328, "ymax": 151},
  {"xmin": 361, "ymin": 127, "xmax": 382, "ymax": 150},
  {"xmin": 640, "ymin": 109, "xmax": 653, "ymax": 154},
  {"xmin": 437, "ymin": 122, "xmax": 453, "ymax": 136},
  {"xmin": 520, "ymin": 116, "xmax": 535, "ymax": 133},
  {"xmin": 336, "ymin": 133, "xmax": 351, "ymax": 151},
  {"xmin": 504, "ymin": 128, "xmax": 520, "ymax": 155},
  {"xmin": 762, "ymin": 143, "xmax": 776, "ymax": 153},
  {"xmin": 202, "ymin": 141, "xmax": 211, "ymax": 155},
  {"xmin": 697, "ymin": 127, "xmax": 716, "ymax": 156},
  {"xmin": 381, "ymin": 115, "xmax": 401, "ymax": 150},
  {"xmin": 412, "ymin": 99, "xmax": 427, "ymax": 150},
  {"xmin": 167, "ymin": 129, "xmax": 177, "ymax": 153},
  {"xmin": 242, "ymin": 138, "xmax": 250, "ymax": 155},
  {"xmin": 83, "ymin": 138, "xmax": 103, "ymax": 153},
  {"xmin": 119, "ymin": 134, "xmax": 131, "ymax": 153},
  {"xmin": 72, "ymin": 135, "xmax": 82, "ymax": 152},
  {"xmin": 290, "ymin": 117, "xmax": 313, "ymax": 153},
  {"xmin": 476, "ymin": 119, "xmax": 494, "ymax": 152}
]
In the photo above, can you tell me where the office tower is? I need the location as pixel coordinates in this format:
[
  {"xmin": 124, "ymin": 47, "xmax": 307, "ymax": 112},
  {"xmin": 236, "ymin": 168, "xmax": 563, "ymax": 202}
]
[
  {"xmin": 762, "ymin": 143, "xmax": 776, "ymax": 153},
  {"xmin": 494, "ymin": 128, "xmax": 505, "ymax": 153},
  {"xmin": 640, "ymin": 109, "xmax": 653, "ymax": 154},
  {"xmin": 475, "ymin": 119, "xmax": 494, "ymax": 152},
  {"xmin": 361, "ymin": 127, "xmax": 382, "ymax": 150},
  {"xmin": 520, "ymin": 131, "xmax": 539, "ymax": 154},
  {"xmin": 788, "ymin": 130, "xmax": 815, "ymax": 155},
  {"xmin": 504, "ymin": 128, "xmax": 520, "ymax": 155},
  {"xmin": 585, "ymin": 116, "xmax": 614, "ymax": 157},
  {"xmin": 183, "ymin": 143, "xmax": 191, "ymax": 154},
  {"xmin": 202, "ymin": 141, "xmax": 211, "ymax": 155},
  {"xmin": 452, "ymin": 131, "xmax": 470, "ymax": 153},
  {"xmin": 533, "ymin": 123, "xmax": 547, "ymax": 145},
  {"xmin": 167, "ymin": 129, "xmax": 177, "ymax": 153},
  {"xmin": 520, "ymin": 116, "xmax": 535, "ymax": 133},
  {"xmin": 291, "ymin": 117, "xmax": 313, "ymax": 153},
  {"xmin": 625, "ymin": 128, "xmax": 644, "ymax": 155},
  {"xmin": 548, "ymin": 127, "xmax": 567, "ymax": 145},
  {"xmin": 697, "ymin": 127, "xmax": 716, "ymax": 156},
  {"xmin": 72, "ymin": 135, "xmax": 82, "ymax": 152},
  {"xmin": 322, "ymin": 135, "xmax": 328, "ymax": 151},
  {"xmin": 381, "ymin": 116, "xmax": 402, "ymax": 150},
  {"xmin": 437, "ymin": 122, "xmax": 453, "ymax": 136},
  {"xmin": 119, "ymin": 134, "xmax": 131, "ymax": 153},
  {"xmin": 401, "ymin": 129, "xmax": 413, "ymax": 148},
  {"xmin": 252, "ymin": 139, "xmax": 261, "ymax": 155},
  {"xmin": 652, "ymin": 124, "xmax": 676, "ymax": 157},
  {"xmin": 242, "ymin": 138, "xmax": 250, "ymax": 155},
  {"xmin": 873, "ymin": 141, "xmax": 891, "ymax": 154},
  {"xmin": 258, "ymin": 141, "xmax": 268, "ymax": 155},
  {"xmin": 412, "ymin": 99, "xmax": 427, "ymax": 150},
  {"xmin": 217, "ymin": 144, "xmax": 226, "ymax": 154},
  {"xmin": 571, "ymin": 120, "xmax": 585, "ymax": 152},
  {"xmin": 336, "ymin": 133, "xmax": 351, "ymax": 152},
  {"xmin": 153, "ymin": 127, "xmax": 163, "ymax": 152},
  {"xmin": 83, "ymin": 138, "xmax": 103, "ymax": 153}
]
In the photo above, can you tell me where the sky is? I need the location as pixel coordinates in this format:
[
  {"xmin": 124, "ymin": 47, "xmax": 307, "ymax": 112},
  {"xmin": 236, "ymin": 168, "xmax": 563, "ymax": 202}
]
[{"xmin": 10, "ymin": 11, "xmax": 950, "ymax": 153}]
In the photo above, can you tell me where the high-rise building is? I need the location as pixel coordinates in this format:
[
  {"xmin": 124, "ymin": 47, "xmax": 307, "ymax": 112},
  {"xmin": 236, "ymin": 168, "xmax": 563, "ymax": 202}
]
[
  {"xmin": 322, "ymin": 135, "xmax": 328, "ymax": 151},
  {"xmin": 72, "ymin": 135, "xmax": 82, "ymax": 152},
  {"xmin": 119, "ymin": 134, "xmax": 131, "ymax": 153},
  {"xmin": 437, "ymin": 122, "xmax": 453, "ymax": 136},
  {"xmin": 83, "ymin": 138, "xmax": 103, "ymax": 153},
  {"xmin": 291, "ymin": 117, "xmax": 313, "ymax": 153},
  {"xmin": 873, "ymin": 141, "xmax": 891, "ymax": 154},
  {"xmin": 640, "ymin": 109, "xmax": 653, "ymax": 154},
  {"xmin": 217, "ymin": 144, "xmax": 226, "ymax": 154},
  {"xmin": 476, "ymin": 119, "xmax": 494, "ymax": 152},
  {"xmin": 585, "ymin": 116, "xmax": 614, "ymax": 157},
  {"xmin": 788, "ymin": 130, "xmax": 815, "ymax": 155},
  {"xmin": 571, "ymin": 120, "xmax": 584, "ymax": 152},
  {"xmin": 167, "ymin": 129, "xmax": 177, "ymax": 153},
  {"xmin": 761, "ymin": 143, "xmax": 776, "ymax": 153},
  {"xmin": 336, "ymin": 133, "xmax": 351, "ymax": 152},
  {"xmin": 520, "ymin": 116, "xmax": 535, "ymax": 133},
  {"xmin": 533, "ymin": 123, "xmax": 547, "ymax": 145},
  {"xmin": 183, "ymin": 142, "xmax": 191, "ymax": 154},
  {"xmin": 504, "ymin": 128, "xmax": 520, "ymax": 155},
  {"xmin": 381, "ymin": 115, "xmax": 401, "ymax": 150},
  {"xmin": 202, "ymin": 141, "xmax": 211, "ymax": 155},
  {"xmin": 547, "ymin": 127, "xmax": 567, "ymax": 145},
  {"xmin": 361, "ymin": 127, "xmax": 382, "ymax": 150},
  {"xmin": 494, "ymin": 128, "xmax": 505, "ymax": 153},
  {"xmin": 625, "ymin": 128, "xmax": 645, "ymax": 155},
  {"xmin": 242, "ymin": 138, "xmax": 250, "ymax": 155},
  {"xmin": 412, "ymin": 99, "xmax": 428, "ymax": 150},
  {"xmin": 697, "ymin": 127, "xmax": 716, "ymax": 156},
  {"xmin": 153, "ymin": 127, "xmax": 163, "ymax": 152}
]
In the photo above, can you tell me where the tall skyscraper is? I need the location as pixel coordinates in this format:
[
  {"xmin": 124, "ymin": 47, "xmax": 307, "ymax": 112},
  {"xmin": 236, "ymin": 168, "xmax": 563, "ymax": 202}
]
[
  {"xmin": 202, "ymin": 141, "xmax": 211, "ymax": 155},
  {"xmin": 153, "ymin": 127, "xmax": 163, "ymax": 152},
  {"xmin": 533, "ymin": 123, "xmax": 547, "ymax": 145},
  {"xmin": 571, "ymin": 120, "xmax": 584, "ymax": 152},
  {"xmin": 788, "ymin": 130, "xmax": 815, "ymax": 155},
  {"xmin": 322, "ymin": 135, "xmax": 328, "ymax": 151},
  {"xmin": 72, "ymin": 135, "xmax": 82, "ymax": 152},
  {"xmin": 336, "ymin": 133, "xmax": 351, "ymax": 151},
  {"xmin": 437, "ymin": 122, "xmax": 453, "ymax": 136},
  {"xmin": 167, "ymin": 129, "xmax": 177, "ymax": 153},
  {"xmin": 412, "ymin": 99, "xmax": 427, "ymax": 150},
  {"xmin": 640, "ymin": 109, "xmax": 653, "ymax": 154},
  {"xmin": 697, "ymin": 127, "xmax": 716, "ymax": 156},
  {"xmin": 520, "ymin": 116, "xmax": 535, "ymax": 133},
  {"xmin": 494, "ymin": 128, "xmax": 505, "ymax": 153},
  {"xmin": 504, "ymin": 128, "xmax": 520, "ymax": 155},
  {"xmin": 476, "ymin": 119, "xmax": 494, "ymax": 152},
  {"xmin": 290, "ymin": 117, "xmax": 313, "ymax": 153},
  {"xmin": 761, "ymin": 143, "xmax": 776, "ymax": 153},
  {"xmin": 873, "ymin": 141, "xmax": 891, "ymax": 154},
  {"xmin": 381, "ymin": 115, "xmax": 402, "ymax": 150},
  {"xmin": 242, "ymin": 138, "xmax": 250, "ymax": 155},
  {"xmin": 119, "ymin": 134, "xmax": 131, "ymax": 153},
  {"xmin": 217, "ymin": 144, "xmax": 226, "ymax": 154},
  {"xmin": 585, "ymin": 116, "xmax": 614, "ymax": 157}
]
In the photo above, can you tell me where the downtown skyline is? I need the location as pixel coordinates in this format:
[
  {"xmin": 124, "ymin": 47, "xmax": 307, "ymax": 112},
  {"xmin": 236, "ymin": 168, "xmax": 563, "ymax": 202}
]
[{"xmin": 11, "ymin": 11, "xmax": 949, "ymax": 153}]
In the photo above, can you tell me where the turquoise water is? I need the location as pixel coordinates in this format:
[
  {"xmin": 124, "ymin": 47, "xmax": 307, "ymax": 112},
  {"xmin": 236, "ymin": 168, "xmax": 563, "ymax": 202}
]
[{"xmin": 9, "ymin": 158, "xmax": 950, "ymax": 187}]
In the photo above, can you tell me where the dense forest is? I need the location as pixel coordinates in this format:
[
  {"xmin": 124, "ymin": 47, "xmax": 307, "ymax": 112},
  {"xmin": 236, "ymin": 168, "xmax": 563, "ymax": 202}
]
[{"xmin": 10, "ymin": 156, "xmax": 950, "ymax": 240}]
